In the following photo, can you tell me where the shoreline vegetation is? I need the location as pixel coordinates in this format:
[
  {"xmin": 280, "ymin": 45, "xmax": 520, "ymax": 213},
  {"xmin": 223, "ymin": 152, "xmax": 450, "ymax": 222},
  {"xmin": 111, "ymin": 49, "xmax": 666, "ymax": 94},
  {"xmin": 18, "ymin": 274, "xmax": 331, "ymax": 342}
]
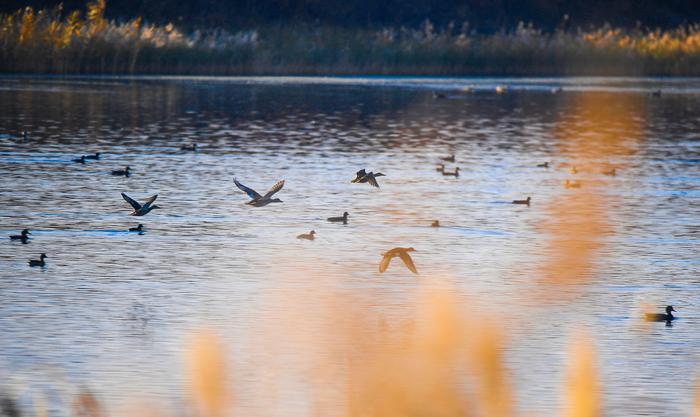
[{"xmin": 3, "ymin": 2, "xmax": 700, "ymax": 76}]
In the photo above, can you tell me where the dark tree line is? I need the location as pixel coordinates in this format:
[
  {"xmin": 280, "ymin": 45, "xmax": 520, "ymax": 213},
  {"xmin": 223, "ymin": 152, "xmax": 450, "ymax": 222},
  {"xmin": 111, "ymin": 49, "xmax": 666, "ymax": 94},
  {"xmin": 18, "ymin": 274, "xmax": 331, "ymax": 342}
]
[{"xmin": 2, "ymin": 0, "xmax": 699, "ymax": 31}]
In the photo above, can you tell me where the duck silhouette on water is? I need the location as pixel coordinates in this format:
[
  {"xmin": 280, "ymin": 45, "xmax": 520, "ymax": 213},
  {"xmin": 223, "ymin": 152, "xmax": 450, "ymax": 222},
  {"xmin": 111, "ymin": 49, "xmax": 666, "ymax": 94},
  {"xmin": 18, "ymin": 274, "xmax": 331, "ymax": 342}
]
[
  {"xmin": 645, "ymin": 306, "xmax": 676, "ymax": 322},
  {"xmin": 328, "ymin": 212, "xmax": 349, "ymax": 224},
  {"xmin": 121, "ymin": 193, "xmax": 160, "ymax": 216},
  {"xmin": 564, "ymin": 180, "xmax": 582, "ymax": 189},
  {"xmin": 351, "ymin": 169, "xmax": 385, "ymax": 188},
  {"xmin": 379, "ymin": 247, "xmax": 418, "ymax": 274},
  {"xmin": 512, "ymin": 196, "xmax": 531, "ymax": 205},
  {"xmin": 73, "ymin": 155, "xmax": 87, "ymax": 164},
  {"xmin": 85, "ymin": 152, "xmax": 101, "ymax": 160},
  {"xmin": 112, "ymin": 166, "xmax": 131, "ymax": 177},
  {"xmin": 603, "ymin": 168, "xmax": 617, "ymax": 176},
  {"xmin": 537, "ymin": 162, "xmax": 549, "ymax": 168},
  {"xmin": 181, "ymin": 144, "xmax": 197, "ymax": 152},
  {"xmin": 442, "ymin": 167, "xmax": 460, "ymax": 177},
  {"xmin": 10, "ymin": 229, "xmax": 31, "ymax": 243},
  {"xmin": 441, "ymin": 154, "xmax": 455, "ymax": 162},
  {"xmin": 431, "ymin": 220, "xmax": 440, "ymax": 227},
  {"xmin": 297, "ymin": 230, "xmax": 316, "ymax": 240},
  {"xmin": 436, "ymin": 164, "xmax": 445, "ymax": 172},
  {"xmin": 129, "ymin": 224, "xmax": 144, "ymax": 233},
  {"xmin": 28, "ymin": 253, "xmax": 47, "ymax": 267},
  {"xmin": 234, "ymin": 178, "xmax": 285, "ymax": 207}
]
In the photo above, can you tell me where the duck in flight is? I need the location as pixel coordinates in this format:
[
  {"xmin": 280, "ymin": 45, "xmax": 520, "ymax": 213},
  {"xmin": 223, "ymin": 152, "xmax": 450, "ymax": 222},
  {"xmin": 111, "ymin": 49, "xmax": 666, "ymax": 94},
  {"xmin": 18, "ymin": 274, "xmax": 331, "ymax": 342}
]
[
  {"xmin": 234, "ymin": 178, "xmax": 285, "ymax": 207},
  {"xmin": 28, "ymin": 253, "xmax": 47, "ymax": 267},
  {"xmin": 379, "ymin": 247, "xmax": 418, "ymax": 274},
  {"xmin": 121, "ymin": 193, "xmax": 160, "ymax": 216},
  {"xmin": 112, "ymin": 166, "xmax": 131, "ymax": 177},
  {"xmin": 351, "ymin": 169, "xmax": 386, "ymax": 188},
  {"xmin": 297, "ymin": 230, "xmax": 316, "ymax": 240},
  {"xmin": 10, "ymin": 229, "xmax": 31, "ymax": 242},
  {"xmin": 512, "ymin": 196, "xmax": 531, "ymax": 205},
  {"xmin": 327, "ymin": 212, "xmax": 349, "ymax": 224},
  {"xmin": 85, "ymin": 152, "xmax": 101, "ymax": 160},
  {"xmin": 645, "ymin": 306, "xmax": 676, "ymax": 322}
]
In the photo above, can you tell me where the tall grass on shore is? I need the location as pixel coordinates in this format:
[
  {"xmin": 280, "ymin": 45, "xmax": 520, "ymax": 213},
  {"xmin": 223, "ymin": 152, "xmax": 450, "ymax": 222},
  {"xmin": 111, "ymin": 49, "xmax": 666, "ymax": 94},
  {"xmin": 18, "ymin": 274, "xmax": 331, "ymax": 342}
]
[{"xmin": 3, "ymin": 2, "xmax": 700, "ymax": 75}]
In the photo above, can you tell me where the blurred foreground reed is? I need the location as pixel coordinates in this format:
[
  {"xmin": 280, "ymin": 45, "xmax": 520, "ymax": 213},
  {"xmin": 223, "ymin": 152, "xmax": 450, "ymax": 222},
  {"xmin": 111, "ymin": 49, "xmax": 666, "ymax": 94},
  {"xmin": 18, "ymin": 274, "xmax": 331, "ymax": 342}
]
[{"xmin": 3, "ymin": 1, "xmax": 700, "ymax": 75}]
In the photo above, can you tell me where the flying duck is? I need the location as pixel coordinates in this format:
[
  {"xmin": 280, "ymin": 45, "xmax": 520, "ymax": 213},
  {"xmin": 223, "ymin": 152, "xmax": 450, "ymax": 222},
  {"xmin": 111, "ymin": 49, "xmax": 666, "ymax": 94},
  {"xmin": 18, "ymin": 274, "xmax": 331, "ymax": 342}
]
[
  {"xmin": 234, "ymin": 178, "xmax": 285, "ymax": 207},
  {"xmin": 28, "ymin": 253, "xmax": 47, "ymax": 267},
  {"xmin": 327, "ymin": 212, "xmax": 349, "ymax": 224},
  {"xmin": 645, "ymin": 306, "xmax": 676, "ymax": 322},
  {"xmin": 297, "ymin": 230, "xmax": 316, "ymax": 240},
  {"xmin": 10, "ymin": 229, "xmax": 31, "ymax": 241},
  {"xmin": 379, "ymin": 247, "xmax": 418, "ymax": 274},
  {"xmin": 512, "ymin": 197, "xmax": 531, "ymax": 205},
  {"xmin": 112, "ymin": 166, "xmax": 131, "ymax": 177},
  {"xmin": 121, "ymin": 193, "xmax": 160, "ymax": 216},
  {"xmin": 351, "ymin": 169, "xmax": 386, "ymax": 188}
]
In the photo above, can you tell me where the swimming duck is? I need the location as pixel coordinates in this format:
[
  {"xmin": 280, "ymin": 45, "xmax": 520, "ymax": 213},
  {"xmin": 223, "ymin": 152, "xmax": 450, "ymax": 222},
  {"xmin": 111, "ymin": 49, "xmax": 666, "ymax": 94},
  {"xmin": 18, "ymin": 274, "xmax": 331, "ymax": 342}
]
[
  {"xmin": 73, "ymin": 155, "xmax": 87, "ymax": 164},
  {"xmin": 551, "ymin": 87, "xmax": 563, "ymax": 94},
  {"xmin": 537, "ymin": 162, "xmax": 549, "ymax": 168},
  {"xmin": 495, "ymin": 85, "xmax": 507, "ymax": 94},
  {"xmin": 432, "ymin": 91, "xmax": 447, "ymax": 99},
  {"xmin": 564, "ymin": 180, "xmax": 582, "ymax": 189},
  {"xmin": 234, "ymin": 178, "xmax": 285, "ymax": 207},
  {"xmin": 10, "ymin": 229, "xmax": 31, "ymax": 241},
  {"xmin": 379, "ymin": 247, "xmax": 418, "ymax": 274},
  {"xmin": 431, "ymin": 220, "xmax": 440, "ymax": 227},
  {"xmin": 436, "ymin": 164, "xmax": 445, "ymax": 172},
  {"xmin": 28, "ymin": 253, "xmax": 47, "ymax": 267},
  {"xmin": 651, "ymin": 90, "xmax": 662, "ymax": 97},
  {"xmin": 351, "ymin": 169, "xmax": 386, "ymax": 188},
  {"xmin": 603, "ymin": 168, "xmax": 616, "ymax": 176},
  {"xmin": 327, "ymin": 212, "xmax": 349, "ymax": 224},
  {"xmin": 442, "ymin": 167, "xmax": 460, "ymax": 177},
  {"xmin": 512, "ymin": 196, "xmax": 531, "ymax": 205},
  {"xmin": 121, "ymin": 193, "xmax": 160, "ymax": 216},
  {"xmin": 441, "ymin": 154, "xmax": 455, "ymax": 162},
  {"xmin": 570, "ymin": 166, "xmax": 578, "ymax": 174},
  {"xmin": 85, "ymin": 152, "xmax": 101, "ymax": 160},
  {"xmin": 112, "ymin": 166, "xmax": 131, "ymax": 177},
  {"xmin": 181, "ymin": 144, "xmax": 197, "ymax": 151},
  {"xmin": 645, "ymin": 306, "xmax": 675, "ymax": 322},
  {"xmin": 129, "ymin": 224, "xmax": 144, "ymax": 232},
  {"xmin": 297, "ymin": 230, "xmax": 316, "ymax": 240}
]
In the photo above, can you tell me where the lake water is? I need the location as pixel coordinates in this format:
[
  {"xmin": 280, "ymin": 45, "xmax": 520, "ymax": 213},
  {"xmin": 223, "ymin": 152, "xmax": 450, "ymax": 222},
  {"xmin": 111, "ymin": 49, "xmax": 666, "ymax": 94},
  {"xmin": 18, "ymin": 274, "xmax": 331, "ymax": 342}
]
[{"xmin": 1, "ymin": 76, "xmax": 700, "ymax": 417}]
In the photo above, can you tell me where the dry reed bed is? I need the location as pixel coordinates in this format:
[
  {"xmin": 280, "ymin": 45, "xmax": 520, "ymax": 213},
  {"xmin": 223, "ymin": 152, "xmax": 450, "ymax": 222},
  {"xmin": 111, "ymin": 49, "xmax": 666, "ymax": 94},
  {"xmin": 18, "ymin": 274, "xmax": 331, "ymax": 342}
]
[{"xmin": 3, "ymin": 1, "xmax": 700, "ymax": 74}]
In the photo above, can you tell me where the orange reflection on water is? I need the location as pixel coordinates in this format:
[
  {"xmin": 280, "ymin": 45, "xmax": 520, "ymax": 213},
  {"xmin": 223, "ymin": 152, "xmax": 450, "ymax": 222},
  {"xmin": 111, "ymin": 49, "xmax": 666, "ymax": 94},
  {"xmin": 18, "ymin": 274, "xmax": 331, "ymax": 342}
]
[{"xmin": 540, "ymin": 92, "xmax": 646, "ymax": 291}]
